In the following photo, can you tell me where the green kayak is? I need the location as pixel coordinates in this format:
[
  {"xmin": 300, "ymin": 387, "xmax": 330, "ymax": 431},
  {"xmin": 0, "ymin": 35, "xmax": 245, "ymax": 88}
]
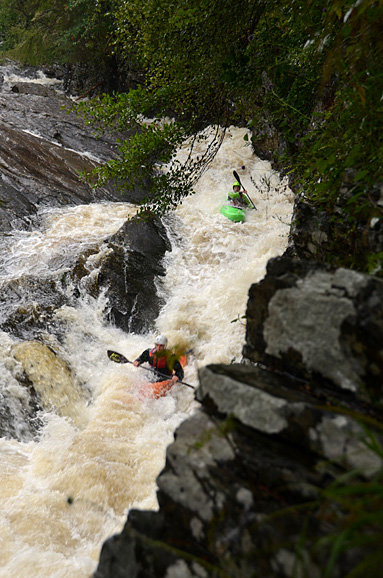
[{"xmin": 220, "ymin": 204, "xmax": 246, "ymax": 223}]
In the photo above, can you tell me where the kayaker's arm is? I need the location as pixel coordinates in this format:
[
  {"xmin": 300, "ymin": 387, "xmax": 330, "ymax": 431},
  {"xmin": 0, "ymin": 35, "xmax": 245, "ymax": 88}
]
[
  {"xmin": 172, "ymin": 359, "xmax": 184, "ymax": 383},
  {"xmin": 235, "ymin": 191, "xmax": 250, "ymax": 208},
  {"xmin": 241, "ymin": 190, "xmax": 253, "ymax": 207},
  {"xmin": 133, "ymin": 349, "xmax": 150, "ymax": 366}
]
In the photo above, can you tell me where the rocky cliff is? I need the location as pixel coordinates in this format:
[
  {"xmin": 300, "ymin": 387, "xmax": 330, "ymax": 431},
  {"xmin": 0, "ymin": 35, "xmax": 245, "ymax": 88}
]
[
  {"xmin": 93, "ymin": 255, "xmax": 383, "ymax": 578},
  {"xmin": 0, "ymin": 63, "xmax": 146, "ymax": 232}
]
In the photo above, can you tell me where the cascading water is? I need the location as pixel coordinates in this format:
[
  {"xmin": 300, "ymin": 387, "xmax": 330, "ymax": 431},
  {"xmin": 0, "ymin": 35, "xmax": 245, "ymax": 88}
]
[{"xmin": 0, "ymin": 69, "xmax": 294, "ymax": 577}]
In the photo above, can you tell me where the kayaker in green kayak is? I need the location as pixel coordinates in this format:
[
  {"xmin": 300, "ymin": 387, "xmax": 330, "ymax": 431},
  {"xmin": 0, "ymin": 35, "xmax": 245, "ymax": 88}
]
[{"xmin": 228, "ymin": 181, "xmax": 252, "ymax": 208}]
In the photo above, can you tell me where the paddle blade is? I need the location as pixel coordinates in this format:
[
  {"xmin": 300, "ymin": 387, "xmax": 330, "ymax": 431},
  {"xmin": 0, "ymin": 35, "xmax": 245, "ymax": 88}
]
[
  {"xmin": 233, "ymin": 170, "xmax": 242, "ymax": 187},
  {"xmin": 107, "ymin": 350, "xmax": 129, "ymax": 364}
]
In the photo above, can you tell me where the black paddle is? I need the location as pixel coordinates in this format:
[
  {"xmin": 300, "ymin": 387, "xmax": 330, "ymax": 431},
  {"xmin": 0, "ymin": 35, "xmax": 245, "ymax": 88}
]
[
  {"xmin": 107, "ymin": 350, "xmax": 195, "ymax": 389},
  {"xmin": 233, "ymin": 170, "xmax": 257, "ymax": 210}
]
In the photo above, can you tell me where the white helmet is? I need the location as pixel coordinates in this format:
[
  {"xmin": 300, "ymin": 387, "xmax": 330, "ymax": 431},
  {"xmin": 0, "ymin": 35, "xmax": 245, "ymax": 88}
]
[{"xmin": 154, "ymin": 334, "xmax": 168, "ymax": 347}]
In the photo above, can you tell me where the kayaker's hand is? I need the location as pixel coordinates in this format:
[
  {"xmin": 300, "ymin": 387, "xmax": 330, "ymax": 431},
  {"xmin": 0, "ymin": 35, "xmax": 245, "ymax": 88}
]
[
  {"xmin": 171, "ymin": 375, "xmax": 178, "ymax": 384},
  {"xmin": 133, "ymin": 360, "xmax": 139, "ymax": 367}
]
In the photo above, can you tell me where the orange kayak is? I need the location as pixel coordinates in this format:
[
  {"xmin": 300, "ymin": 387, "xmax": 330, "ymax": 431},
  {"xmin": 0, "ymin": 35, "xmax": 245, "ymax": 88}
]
[{"xmin": 140, "ymin": 355, "xmax": 187, "ymax": 399}]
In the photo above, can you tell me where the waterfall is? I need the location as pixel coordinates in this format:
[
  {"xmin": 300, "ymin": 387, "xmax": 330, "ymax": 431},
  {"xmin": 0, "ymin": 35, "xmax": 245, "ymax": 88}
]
[{"xmin": 0, "ymin": 66, "xmax": 294, "ymax": 578}]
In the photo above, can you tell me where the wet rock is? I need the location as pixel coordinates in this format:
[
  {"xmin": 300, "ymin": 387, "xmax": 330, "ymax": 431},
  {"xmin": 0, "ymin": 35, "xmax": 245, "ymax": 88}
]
[
  {"xmin": 66, "ymin": 213, "xmax": 171, "ymax": 334},
  {"xmin": 0, "ymin": 277, "xmax": 70, "ymax": 341},
  {"xmin": 95, "ymin": 361, "xmax": 382, "ymax": 578},
  {"xmin": 95, "ymin": 215, "xmax": 171, "ymax": 333},
  {"xmin": 0, "ymin": 64, "xmax": 146, "ymax": 232},
  {"xmin": 197, "ymin": 364, "xmax": 382, "ymax": 476},
  {"xmin": 287, "ymin": 181, "xmax": 383, "ymax": 272},
  {"xmin": 0, "ymin": 362, "xmax": 42, "ymax": 441},
  {"xmin": 11, "ymin": 341, "xmax": 87, "ymax": 427},
  {"xmin": 0, "ymin": 119, "xmax": 112, "ymax": 209}
]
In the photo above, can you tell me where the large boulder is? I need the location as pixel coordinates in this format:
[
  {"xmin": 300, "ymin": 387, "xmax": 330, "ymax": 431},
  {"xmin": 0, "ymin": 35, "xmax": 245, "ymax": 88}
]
[
  {"xmin": 94, "ymin": 362, "xmax": 383, "ymax": 578},
  {"xmin": 244, "ymin": 256, "xmax": 383, "ymax": 402},
  {"xmin": 95, "ymin": 216, "xmax": 171, "ymax": 333},
  {"xmin": 64, "ymin": 212, "xmax": 171, "ymax": 334},
  {"xmin": 11, "ymin": 340, "xmax": 87, "ymax": 428}
]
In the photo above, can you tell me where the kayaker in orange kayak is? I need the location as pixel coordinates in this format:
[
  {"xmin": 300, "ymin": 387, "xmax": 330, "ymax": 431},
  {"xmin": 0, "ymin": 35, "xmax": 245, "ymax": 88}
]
[{"xmin": 133, "ymin": 335, "xmax": 185, "ymax": 388}]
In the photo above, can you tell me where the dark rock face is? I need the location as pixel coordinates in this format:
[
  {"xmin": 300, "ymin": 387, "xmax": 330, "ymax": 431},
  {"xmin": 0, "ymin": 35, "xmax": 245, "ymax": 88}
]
[
  {"xmin": 0, "ymin": 63, "xmax": 146, "ymax": 232},
  {"xmin": 95, "ymin": 363, "xmax": 383, "ymax": 578},
  {"xmin": 90, "ymin": 216, "xmax": 172, "ymax": 333},
  {"xmin": 61, "ymin": 57, "xmax": 141, "ymax": 97},
  {"xmin": 94, "ymin": 259, "xmax": 383, "ymax": 578}
]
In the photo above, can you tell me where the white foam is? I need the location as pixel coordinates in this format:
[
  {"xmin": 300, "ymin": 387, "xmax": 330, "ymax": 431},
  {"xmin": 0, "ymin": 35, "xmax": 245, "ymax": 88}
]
[{"xmin": 0, "ymin": 126, "xmax": 294, "ymax": 576}]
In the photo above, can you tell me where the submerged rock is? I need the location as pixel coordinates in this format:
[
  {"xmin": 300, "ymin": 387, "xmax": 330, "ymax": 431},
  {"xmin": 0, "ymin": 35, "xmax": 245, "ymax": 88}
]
[{"xmin": 11, "ymin": 341, "xmax": 87, "ymax": 427}]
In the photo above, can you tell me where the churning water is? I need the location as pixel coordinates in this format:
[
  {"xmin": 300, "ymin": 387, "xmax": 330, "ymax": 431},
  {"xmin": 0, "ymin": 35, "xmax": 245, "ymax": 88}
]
[{"xmin": 0, "ymin": 119, "xmax": 294, "ymax": 576}]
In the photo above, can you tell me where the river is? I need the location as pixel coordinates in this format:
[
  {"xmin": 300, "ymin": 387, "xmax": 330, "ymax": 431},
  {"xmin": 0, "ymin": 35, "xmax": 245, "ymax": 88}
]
[{"xmin": 0, "ymin": 68, "xmax": 294, "ymax": 577}]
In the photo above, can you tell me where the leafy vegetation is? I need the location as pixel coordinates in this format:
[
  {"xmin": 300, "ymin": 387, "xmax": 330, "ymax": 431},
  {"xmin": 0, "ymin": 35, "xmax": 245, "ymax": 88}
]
[
  {"xmin": 1, "ymin": 0, "xmax": 382, "ymax": 264},
  {"xmin": 0, "ymin": 0, "xmax": 117, "ymax": 67},
  {"xmin": 78, "ymin": 0, "xmax": 383, "ymax": 245},
  {"xmin": 295, "ymin": 2, "xmax": 383, "ymax": 205},
  {"xmin": 72, "ymin": 0, "xmax": 329, "ymax": 217}
]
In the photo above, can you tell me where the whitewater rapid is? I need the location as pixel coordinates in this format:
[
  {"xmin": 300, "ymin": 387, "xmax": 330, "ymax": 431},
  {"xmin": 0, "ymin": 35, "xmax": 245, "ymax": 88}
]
[{"xmin": 0, "ymin": 125, "xmax": 294, "ymax": 577}]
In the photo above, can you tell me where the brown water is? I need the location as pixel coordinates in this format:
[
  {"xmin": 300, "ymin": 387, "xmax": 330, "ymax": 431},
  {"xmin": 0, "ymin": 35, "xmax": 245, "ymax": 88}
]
[{"xmin": 0, "ymin": 125, "xmax": 294, "ymax": 577}]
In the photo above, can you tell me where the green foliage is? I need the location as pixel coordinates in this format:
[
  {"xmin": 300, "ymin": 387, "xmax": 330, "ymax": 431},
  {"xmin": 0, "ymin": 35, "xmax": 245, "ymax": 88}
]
[
  {"xmin": 0, "ymin": 0, "xmax": 117, "ymax": 66},
  {"xmin": 314, "ymin": 469, "xmax": 383, "ymax": 576},
  {"xmin": 0, "ymin": 1, "xmax": 19, "ymax": 51},
  {"xmin": 112, "ymin": 0, "xmax": 261, "ymax": 119},
  {"xmin": 76, "ymin": 0, "xmax": 325, "ymax": 214},
  {"xmin": 81, "ymin": 0, "xmax": 382, "ymax": 230},
  {"xmin": 67, "ymin": 0, "xmax": 382, "ymax": 233},
  {"xmin": 1, "ymin": 0, "xmax": 382, "ymax": 268},
  {"xmin": 237, "ymin": 0, "xmax": 383, "ymax": 274},
  {"xmin": 73, "ymin": 0, "xmax": 271, "ymax": 215},
  {"xmin": 73, "ymin": 88, "xmax": 226, "ymax": 217},
  {"xmin": 293, "ymin": 2, "xmax": 383, "ymax": 210},
  {"xmin": 367, "ymin": 251, "xmax": 383, "ymax": 276},
  {"xmin": 230, "ymin": 314, "xmax": 246, "ymax": 325}
]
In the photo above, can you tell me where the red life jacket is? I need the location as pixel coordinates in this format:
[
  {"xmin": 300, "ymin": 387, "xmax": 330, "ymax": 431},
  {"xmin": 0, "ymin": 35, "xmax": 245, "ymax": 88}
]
[{"xmin": 149, "ymin": 347, "xmax": 168, "ymax": 372}]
